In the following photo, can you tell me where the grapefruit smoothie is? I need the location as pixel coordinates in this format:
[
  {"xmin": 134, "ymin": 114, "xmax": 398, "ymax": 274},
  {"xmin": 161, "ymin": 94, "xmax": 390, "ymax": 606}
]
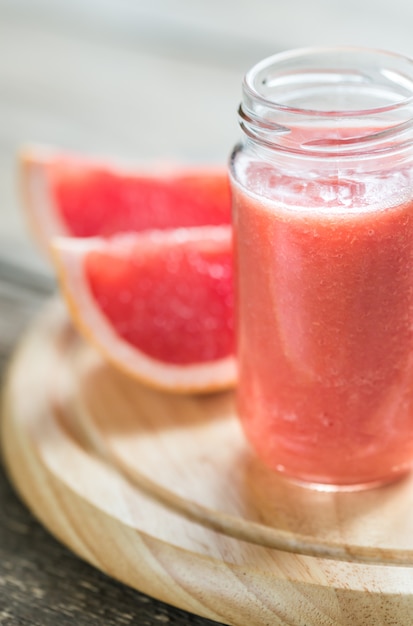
[
  {"xmin": 232, "ymin": 166, "xmax": 413, "ymax": 487},
  {"xmin": 231, "ymin": 48, "xmax": 413, "ymax": 488}
]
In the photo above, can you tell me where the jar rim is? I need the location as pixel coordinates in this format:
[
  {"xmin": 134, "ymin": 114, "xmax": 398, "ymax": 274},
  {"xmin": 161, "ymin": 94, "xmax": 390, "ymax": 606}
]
[{"xmin": 244, "ymin": 46, "xmax": 413, "ymax": 118}]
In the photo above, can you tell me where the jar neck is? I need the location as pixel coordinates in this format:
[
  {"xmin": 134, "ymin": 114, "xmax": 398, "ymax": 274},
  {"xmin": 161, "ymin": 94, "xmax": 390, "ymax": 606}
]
[{"xmin": 239, "ymin": 47, "xmax": 413, "ymax": 165}]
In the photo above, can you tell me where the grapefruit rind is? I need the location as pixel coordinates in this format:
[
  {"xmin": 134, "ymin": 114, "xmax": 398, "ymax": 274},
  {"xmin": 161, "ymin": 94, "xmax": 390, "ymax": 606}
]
[
  {"xmin": 20, "ymin": 146, "xmax": 69, "ymax": 253},
  {"xmin": 51, "ymin": 228, "xmax": 236, "ymax": 394}
]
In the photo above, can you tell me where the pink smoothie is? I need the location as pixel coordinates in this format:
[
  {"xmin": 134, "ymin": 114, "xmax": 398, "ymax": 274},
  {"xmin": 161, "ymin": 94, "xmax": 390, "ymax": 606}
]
[{"xmin": 232, "ymin": 162, "xmax": 413, "ymax": 487}]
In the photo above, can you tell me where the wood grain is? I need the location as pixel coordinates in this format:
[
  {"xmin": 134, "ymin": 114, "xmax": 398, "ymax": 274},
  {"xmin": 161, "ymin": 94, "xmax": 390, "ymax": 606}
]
[{"xmin": 3, "ymin": 300, "xmax": 413, "ymax": 626}]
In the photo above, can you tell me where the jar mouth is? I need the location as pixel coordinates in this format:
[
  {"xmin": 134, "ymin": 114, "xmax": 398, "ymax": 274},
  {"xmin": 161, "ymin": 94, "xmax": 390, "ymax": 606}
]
[
  {"xmin": 240, "ymin": 47, "xmax": 413, "ymax": 158},
  {"xmin": 244, "ymin": 46, "xmax": 413, "ymax": 117}
]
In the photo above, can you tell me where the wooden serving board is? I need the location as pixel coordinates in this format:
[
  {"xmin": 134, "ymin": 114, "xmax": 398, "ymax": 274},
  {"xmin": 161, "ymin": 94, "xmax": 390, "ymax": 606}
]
[{"xmin": 3, "ymin": 301, "xmax": 413, "ymax": 626}]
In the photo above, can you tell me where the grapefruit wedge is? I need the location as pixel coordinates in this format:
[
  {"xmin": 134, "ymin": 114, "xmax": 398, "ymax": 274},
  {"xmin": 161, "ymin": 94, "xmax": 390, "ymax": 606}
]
[
  {"xmin": 52, "ymin": 226, "xmax": 236, "ymax": 393},
  {"xmin": 20, "ymin": 146, "xmax": 231, "ymax": 252}
]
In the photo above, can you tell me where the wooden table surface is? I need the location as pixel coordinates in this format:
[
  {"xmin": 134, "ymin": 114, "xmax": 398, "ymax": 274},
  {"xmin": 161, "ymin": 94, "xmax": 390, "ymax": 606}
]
[{"xmin": 2, "ymin": 1, "xmax": 413, "ymax": 624}]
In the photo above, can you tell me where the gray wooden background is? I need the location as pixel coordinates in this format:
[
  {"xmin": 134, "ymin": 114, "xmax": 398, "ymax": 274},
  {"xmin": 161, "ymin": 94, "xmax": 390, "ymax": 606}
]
[{"xmin": 1, "ymin": 1, "xmax": 413, "ymax": 624}]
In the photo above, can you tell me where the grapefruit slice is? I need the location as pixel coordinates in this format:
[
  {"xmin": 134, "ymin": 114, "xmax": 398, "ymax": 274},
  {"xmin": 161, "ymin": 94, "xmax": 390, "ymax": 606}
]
[
  {"xmin": 52, "ymin": 226, "xmax": 236, "ymax": 393},
  {"xmin": 20, "ymin": 146, "xmax": 231, "ymax": 251}
]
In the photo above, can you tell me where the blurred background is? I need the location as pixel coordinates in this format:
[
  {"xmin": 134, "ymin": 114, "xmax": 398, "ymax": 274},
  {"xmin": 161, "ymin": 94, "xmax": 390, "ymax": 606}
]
[{"xmin": 2, "ymin": 0, "xmax": 413, "ymax": 267}]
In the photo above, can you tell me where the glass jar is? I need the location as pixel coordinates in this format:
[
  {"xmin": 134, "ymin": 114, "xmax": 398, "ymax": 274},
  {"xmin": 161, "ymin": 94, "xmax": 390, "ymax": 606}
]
[{"xmin": 229, "ymin": 47, "xmax": 413, "ymax": 490}]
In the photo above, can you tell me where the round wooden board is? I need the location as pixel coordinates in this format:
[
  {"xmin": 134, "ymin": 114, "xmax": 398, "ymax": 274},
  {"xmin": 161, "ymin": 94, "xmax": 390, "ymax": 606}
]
[{"xmin": 3, "ymin": 301, "xmax": 413, "ymax": 626}]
